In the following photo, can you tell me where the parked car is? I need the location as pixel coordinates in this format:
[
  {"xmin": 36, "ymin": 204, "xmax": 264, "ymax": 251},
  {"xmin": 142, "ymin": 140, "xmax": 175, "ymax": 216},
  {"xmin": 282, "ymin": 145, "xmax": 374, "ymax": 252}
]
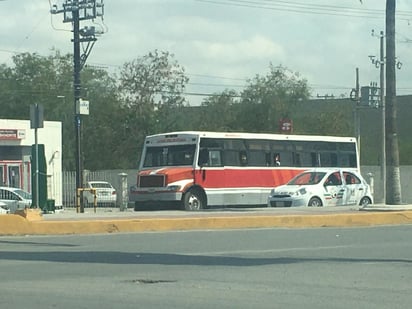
[
  {"xmin": 267, "ymin": 169, "xmax": 373, "ymax": 207},
  {"xmin": 0, "ymin": 186, "xmax": 32, "ymax": 213},
  {"xmin": 0, "ymin": 201, "xmax": 10, "ymax": 214},
  {"xmin": 83, "ymin": 181, "xmax": 117, "ymax": 207}
]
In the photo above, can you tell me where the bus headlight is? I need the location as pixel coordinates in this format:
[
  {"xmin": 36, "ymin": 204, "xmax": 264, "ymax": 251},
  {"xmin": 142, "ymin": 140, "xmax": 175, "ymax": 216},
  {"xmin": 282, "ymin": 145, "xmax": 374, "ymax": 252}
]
[{"xmin": 167, "ymin": 185, "xmax": 181, "ymax": 192}]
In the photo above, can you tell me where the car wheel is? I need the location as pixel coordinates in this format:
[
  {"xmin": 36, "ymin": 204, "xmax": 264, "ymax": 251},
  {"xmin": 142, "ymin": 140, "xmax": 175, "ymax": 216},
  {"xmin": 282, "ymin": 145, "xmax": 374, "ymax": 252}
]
[
  {"xmin": 183, "ymin": 189, "xmax": 205, "ymax": 211},
  {"xmin": 359, "ymin": 197, "xmax": 371, "ymax": 207},
  {"xmin": 308, "ymin": 197, "xmax": 322, "ymax": 207}
]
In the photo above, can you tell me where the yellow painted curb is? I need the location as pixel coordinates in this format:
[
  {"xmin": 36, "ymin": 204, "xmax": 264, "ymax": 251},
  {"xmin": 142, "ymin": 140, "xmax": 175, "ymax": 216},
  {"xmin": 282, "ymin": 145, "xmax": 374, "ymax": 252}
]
[
  {"xmin": 1, "ymin": 210, "xmax": 412, "ymax": 236},
  {"xmin": 14, "ymin": 209, "xmax": 43, "ymax": 221}
]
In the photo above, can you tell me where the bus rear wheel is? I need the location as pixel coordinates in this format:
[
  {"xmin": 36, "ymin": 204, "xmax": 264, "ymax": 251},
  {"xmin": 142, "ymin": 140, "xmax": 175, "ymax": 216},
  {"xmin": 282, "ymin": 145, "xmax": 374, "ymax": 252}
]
[{"xmin": 183, "ymin": 189, "xmax": 205, "ymax": 211}]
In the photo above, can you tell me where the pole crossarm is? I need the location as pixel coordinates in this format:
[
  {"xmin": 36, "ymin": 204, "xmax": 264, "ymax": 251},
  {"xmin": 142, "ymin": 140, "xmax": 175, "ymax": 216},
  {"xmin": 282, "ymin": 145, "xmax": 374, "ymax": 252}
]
[{"xmin": 50, "ymin": 0, "xmax": 104, "ymax": 22}]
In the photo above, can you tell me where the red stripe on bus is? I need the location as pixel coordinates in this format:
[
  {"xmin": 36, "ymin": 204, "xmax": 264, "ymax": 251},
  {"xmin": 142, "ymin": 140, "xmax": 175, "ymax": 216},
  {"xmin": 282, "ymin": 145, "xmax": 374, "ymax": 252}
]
[{"xmin": 139, "ymin": 167, "xmax": 303, "ymax": 189}]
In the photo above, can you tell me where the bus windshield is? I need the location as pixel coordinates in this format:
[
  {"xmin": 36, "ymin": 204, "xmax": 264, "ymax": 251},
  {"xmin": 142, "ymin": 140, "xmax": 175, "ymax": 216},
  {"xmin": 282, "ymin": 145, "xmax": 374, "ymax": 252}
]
[{"xmin": 143, "ymin": 144, "xmax": 196, "ymax": 168}]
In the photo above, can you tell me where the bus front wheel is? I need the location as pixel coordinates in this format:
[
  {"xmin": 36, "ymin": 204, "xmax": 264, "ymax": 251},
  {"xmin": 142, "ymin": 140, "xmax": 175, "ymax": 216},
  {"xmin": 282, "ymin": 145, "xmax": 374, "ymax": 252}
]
[{"xmin": 183, "ymin": 189, "xmax": 205, "ymax": 211}]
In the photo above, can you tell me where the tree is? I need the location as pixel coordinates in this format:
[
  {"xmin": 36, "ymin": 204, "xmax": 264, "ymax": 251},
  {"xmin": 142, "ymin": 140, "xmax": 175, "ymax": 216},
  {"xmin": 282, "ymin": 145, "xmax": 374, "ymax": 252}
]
[
  {"xmin": 0, "ymin": 51, "xmax": 72, "ymax": 120},
  {"xmin": 197, "ymin": 90, "xmax": 239, "ymax": 131},
  {"xmin": 80, "ymin": 66, "xmax": 124, "ymax": 170},
  {"xmin": 118, "ymin": 50, "xmax": 189, "ymax": 166},
  {"xmin": 0, "ymin": 50, "xmax": 128, "ymax": 170},
  {"xmin": 0, "ymin": 51, "xmax": 76, "ymax": 169},
  {"xmin": 237, "ymin": 64, "xmax": 310, "ymax": 133}
]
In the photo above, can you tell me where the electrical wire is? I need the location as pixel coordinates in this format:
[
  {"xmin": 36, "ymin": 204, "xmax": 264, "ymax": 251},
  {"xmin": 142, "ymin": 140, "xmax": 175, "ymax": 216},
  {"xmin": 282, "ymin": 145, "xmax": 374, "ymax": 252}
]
[
  {"xmin": 195, "ymin": 0, "xmax": 412, "ymax": 20},
  {"xmin": 48, "ymin": 0, "xmax": 72, "ymax": 32}
]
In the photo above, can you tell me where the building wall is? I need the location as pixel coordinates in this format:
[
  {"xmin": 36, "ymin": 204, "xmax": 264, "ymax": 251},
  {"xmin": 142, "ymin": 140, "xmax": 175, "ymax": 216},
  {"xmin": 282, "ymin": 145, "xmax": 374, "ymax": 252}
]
[{"xmin": 0, "ymin": 119, "xmax": 62, "ymax": 207}]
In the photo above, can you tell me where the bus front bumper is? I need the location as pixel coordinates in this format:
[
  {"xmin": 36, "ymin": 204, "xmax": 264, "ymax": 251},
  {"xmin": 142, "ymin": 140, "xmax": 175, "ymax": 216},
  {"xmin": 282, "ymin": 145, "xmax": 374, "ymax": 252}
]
[{"xmin": 131, "ymin": 191, "xmax": 183, "ymax": 203}]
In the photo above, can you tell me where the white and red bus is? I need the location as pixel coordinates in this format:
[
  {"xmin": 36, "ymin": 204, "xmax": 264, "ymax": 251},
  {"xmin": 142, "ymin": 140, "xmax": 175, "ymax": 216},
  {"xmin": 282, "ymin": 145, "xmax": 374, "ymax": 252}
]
[{"xmin": 131, "ymin": 131, "xmax": 359, "ymax": 211}]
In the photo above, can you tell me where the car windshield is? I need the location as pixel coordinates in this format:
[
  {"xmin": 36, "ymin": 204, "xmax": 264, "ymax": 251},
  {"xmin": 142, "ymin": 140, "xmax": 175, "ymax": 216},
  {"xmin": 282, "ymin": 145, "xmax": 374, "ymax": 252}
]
[
  {"xmin": 14, "ymin": 189, "xmax": 32, "ymax": 199},
  {"xmin": 90, "ymin": 182, "xmax": 112, "ymax": 189},
  {"xmin": 288, "ymin": 171, "xmax": 327, "ymax": 185},
  {"xmin": 143, "ymin": 144, "xmax": 196, "ymax": 168}
]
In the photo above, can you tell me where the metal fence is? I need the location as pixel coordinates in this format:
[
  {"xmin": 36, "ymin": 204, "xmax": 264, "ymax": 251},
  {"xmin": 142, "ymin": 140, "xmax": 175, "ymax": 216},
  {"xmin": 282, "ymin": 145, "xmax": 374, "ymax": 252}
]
[
  {"xmin": 62, "ymin": 169, "xmax": 137, "ymax": 208},
  {"xmin": 62, "ymin": 166, "xmax": 412, "ymax": 208}
]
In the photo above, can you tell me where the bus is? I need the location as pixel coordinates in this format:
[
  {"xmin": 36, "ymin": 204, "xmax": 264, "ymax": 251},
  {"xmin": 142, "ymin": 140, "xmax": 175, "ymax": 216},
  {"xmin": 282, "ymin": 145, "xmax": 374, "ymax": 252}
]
[{"xmin": 130, "ymin": 131, "xmax": 359, "ymax": 211}]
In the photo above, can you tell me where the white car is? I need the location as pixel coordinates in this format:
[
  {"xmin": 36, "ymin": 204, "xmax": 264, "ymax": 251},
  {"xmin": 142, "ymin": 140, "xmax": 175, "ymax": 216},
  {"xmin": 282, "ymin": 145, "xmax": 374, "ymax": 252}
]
[
  {"xmin": 83, "ymin": 181, "xmax": 117, "ymax": 207},
  {"xmin": 267, "ymin": 169, "xmax": 373, "ymax": 207},
  {"xmin": 0, "ymin": 186, "xmax": 32, "ymax": 213},
  {"xmin": 0, "ymin": 201, "xmax": 10, "ymax": 214}
]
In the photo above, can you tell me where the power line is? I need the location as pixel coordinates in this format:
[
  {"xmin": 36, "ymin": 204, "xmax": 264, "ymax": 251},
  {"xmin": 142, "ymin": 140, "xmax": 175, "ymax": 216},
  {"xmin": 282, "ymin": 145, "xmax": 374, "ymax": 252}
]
[{"xmin": 195, "ymin": 0, "xmax": 412, "ymax": 20}]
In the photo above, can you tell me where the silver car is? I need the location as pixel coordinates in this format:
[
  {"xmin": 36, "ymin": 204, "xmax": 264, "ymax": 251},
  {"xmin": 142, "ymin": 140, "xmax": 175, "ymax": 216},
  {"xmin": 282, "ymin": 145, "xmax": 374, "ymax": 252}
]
[
  {"xmin": 83, "ymin": 181, "xmax": 117, "ymax": 207},
  {"xmin": 0, "ymin": 186, "xmax": 32, "ymax": 213},
  {"xmin": 0, "ymin": 201, "xmax": 10, "ymax": 214},
  {"xmin": 267, "ymin": 169, "xmax": 373, "ymax": 207}
]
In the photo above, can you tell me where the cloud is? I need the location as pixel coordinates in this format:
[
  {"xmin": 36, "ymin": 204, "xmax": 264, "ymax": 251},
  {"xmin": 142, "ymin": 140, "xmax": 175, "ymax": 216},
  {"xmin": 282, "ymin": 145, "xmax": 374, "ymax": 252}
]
[{"xmin": 193, "ymin": 35, "xmax": 284, "ymax": 63}]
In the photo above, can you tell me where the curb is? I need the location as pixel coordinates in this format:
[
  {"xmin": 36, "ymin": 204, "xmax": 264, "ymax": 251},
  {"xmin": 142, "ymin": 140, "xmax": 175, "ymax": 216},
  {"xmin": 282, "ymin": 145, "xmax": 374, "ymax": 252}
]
[{"xmin": 1, "ymin": 209, "xmax": 412, "ymax": 236}]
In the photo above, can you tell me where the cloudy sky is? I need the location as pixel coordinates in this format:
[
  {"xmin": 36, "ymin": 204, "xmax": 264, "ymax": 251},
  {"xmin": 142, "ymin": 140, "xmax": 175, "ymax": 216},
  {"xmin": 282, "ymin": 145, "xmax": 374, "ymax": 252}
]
[{"xmin": 1, "ymin": 0, "xmax": 412, "ymax": 105}]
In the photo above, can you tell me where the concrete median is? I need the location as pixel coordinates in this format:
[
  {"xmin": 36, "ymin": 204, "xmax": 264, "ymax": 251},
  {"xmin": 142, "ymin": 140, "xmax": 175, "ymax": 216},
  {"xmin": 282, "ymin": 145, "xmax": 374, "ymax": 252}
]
[{"xmin": 1, "ymin": 207, "xmax": 412, "ymax": 236}]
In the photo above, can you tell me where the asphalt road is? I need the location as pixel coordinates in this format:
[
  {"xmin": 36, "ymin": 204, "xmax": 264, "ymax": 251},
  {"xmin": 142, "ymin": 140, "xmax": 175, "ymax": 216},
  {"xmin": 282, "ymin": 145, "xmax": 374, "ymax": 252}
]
[{"xmin": 1, "ymin": 225, "xmax": 411, "ymax": 309}]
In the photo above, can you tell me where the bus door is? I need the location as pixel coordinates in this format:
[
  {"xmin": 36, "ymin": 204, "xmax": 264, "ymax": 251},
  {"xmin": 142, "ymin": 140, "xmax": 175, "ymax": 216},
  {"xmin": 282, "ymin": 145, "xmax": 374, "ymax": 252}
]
[
  {"xmin": 196, "ymin": 148, "xmax": 222, "ymax": 183},
  {"xmin": 196, "ymin": 148, "xmax": 224, "ymax": 205}
]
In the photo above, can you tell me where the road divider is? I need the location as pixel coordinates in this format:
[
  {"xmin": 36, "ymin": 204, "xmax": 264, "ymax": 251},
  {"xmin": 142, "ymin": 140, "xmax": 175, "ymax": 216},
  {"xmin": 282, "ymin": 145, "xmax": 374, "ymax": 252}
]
[{"xmin": 1, "ymin": 208, "xmax": 412, "ymax": 236}]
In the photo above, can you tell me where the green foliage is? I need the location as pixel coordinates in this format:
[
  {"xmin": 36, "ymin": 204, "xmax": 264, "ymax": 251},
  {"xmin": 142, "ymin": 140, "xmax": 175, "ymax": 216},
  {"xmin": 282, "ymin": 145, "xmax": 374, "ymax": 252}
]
[
  {"xmin": 294, "ymin": 111, "xmax": 351, "ymax": 135},
  {"xmin": 238, "ymin": 65, "xmax": 310, "ymax": 133},
  {"xmin": 115, "ymin": 50, "xmax": 190, "ymax": 168},
  {"xmin": 197, "ymin": 90, "xmax": 239, "ymax": 131},
  {"xmin": 81, "ymin": 66, "xmax": 123, "ymax": 169}
]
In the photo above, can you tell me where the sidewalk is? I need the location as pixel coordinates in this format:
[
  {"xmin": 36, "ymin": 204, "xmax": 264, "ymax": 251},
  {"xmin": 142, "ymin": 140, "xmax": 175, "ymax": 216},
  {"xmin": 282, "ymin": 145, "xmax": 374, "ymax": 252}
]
[{"xmin": 360, "ymin": 204, "xmax": 412, "ymax": 211}]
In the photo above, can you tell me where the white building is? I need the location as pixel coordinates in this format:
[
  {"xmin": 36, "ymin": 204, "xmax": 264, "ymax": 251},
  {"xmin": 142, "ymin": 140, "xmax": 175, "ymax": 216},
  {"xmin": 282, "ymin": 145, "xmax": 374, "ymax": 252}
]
[{"xmin": 0, "ymin": 119, "xmax": 62, "ymax": 207}]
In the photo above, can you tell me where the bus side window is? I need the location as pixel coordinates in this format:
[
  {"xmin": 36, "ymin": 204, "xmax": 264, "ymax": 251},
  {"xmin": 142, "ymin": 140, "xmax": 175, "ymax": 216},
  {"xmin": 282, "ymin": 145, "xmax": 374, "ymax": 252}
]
[
  {"xmin": 198, "ymin": 148, "xmax": 209, "ymax": 166},
  {"xmin": 265, "ymin": 152, "xmax": 271, "ymax": 166},
  {"xmin": 239, "ymin": 151, "xmax": 248, "ymax": 166},
  {"xmin": 311, "ymin": 152, "xmax": 320, "ymax": 167},
  {"xmin": 293, "ymin": 152, "xmax": 301, "ymax": 167},
  {"xmin": 209, "ymin": 150, "xmax": 222, "ymax": 166},
  {"xmin": 349, "ymin": 154, "xmax": 357, "ymax": 168},
  {"xmin": 273, "ymin": 153, "xmax": 281, "ymax": 166}
]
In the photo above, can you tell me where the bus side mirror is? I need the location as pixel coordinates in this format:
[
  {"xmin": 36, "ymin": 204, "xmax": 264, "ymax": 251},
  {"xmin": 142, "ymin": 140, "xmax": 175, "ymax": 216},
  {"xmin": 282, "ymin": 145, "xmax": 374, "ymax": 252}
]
[{"xmin": 198, "ymin": 148, "xmax": 209, "ymax": 166}]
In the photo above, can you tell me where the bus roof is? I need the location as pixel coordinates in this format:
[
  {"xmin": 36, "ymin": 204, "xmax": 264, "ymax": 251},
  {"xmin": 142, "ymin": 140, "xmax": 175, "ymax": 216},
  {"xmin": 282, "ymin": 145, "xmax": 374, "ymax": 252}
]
[{"xmin": 145, "ymin": 131, "xmax": 357, "ymax": 143}]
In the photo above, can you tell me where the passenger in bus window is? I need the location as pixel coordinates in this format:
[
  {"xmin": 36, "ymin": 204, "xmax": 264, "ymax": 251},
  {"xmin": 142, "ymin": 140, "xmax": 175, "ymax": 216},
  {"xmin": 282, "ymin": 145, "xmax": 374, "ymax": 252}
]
[
  {"xmin": 274, "ymin": 153, "xmax": 281, "ymax": 166},
  {"xmin": 240, "ymin": 152, "xmax": 248, "ymax": 166}
]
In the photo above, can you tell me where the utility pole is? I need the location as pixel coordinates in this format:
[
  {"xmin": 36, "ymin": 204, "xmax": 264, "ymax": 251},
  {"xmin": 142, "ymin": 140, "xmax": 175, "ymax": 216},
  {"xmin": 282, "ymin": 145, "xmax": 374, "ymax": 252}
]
[
  {"xmin": 385, "ymin": 0, "xmax": 402, "ymax": 204},
  {"xmin": 379, "ymin": 31, "xmax": 386, "ymax": 203},
  {"xmin": 349, "ymin": 68, "xmax": 361, "ymax": 153},
  {"xmin": 379, "ymin": 30, "xmax": 386, "ymax": 204},
  {"xmin": 369, "ymin": 30, "xmax": 386, "ymax": 203},
  {"xmin": 50, "ymin": 0, "xmax": 104, "ymax": 212},
  {"xmin": 73, "ymin": 2, "xmax": 82, "ymax": 213}
]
